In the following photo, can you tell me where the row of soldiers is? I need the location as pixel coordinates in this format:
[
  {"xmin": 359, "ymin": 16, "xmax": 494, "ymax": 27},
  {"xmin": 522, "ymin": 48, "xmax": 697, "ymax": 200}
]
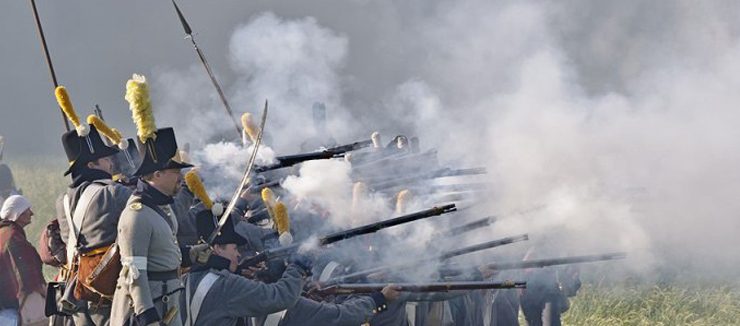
[{"xmin": 41, "ymin": 74, "xmax": 606, "ymax": 326}]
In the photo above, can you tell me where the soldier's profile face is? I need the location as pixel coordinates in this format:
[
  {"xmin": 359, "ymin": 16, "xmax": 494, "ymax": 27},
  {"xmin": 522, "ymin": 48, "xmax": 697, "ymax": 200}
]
[
  {"xmin": 156, "ymin": 168, "xmax": 183, "ymax": 196},
  {"xmin": 214, "ymin": 243, "xmax": 240, "ymax": 272}
]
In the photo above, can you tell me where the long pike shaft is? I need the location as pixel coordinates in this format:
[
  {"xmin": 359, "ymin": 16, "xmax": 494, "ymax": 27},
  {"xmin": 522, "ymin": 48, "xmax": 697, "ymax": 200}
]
[
  {"xmin": 188, "ymin": 37, "xmax": 242, "ymax": 138},
  {"xmin": 28, "ymin": 0, "xmax": 70, "ymax": 131},
  {"xmin": 171, "ymin": 0, "xmax": 241, "ymax": 138}
]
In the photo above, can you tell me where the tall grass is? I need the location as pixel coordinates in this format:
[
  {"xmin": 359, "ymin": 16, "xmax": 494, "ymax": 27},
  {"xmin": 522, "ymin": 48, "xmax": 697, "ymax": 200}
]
[
  {"xmin": 564, "ymin": 283, "xmax": 740, "ymax": 325},
  {"xmin": 6, "ymin": 156, "xmax": 67, "ymax": 278}
]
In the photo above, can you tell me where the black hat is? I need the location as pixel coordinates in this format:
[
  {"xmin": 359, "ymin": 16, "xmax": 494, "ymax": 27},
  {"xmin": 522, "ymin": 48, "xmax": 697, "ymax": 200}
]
[
  {"xmin": 195, "ymin": 208, "xmax": 248, "ymax": 246},
  {"xmin": 61, "ymin": 125, "xmax": 120, "ymax": 176},
  {"xmin": 133, "ymin": 127, "xmax": 193, "ymax": 176}
]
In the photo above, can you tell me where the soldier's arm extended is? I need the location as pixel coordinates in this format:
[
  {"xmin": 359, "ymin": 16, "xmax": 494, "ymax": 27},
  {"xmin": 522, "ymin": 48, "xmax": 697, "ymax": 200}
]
[
  {"xmin": 117, "ymin": 209, "xmax": 158, "ymax": 321},
  {"xmin": 224, "ymin": 264, "xmax": 306, "ymax": 316},
  {"xmin": 281, "ymin": 295, "xmax": 386, "ymax": 325}
]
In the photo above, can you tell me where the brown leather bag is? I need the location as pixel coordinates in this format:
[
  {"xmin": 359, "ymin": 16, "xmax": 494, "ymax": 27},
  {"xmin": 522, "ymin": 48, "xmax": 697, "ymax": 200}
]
[{"xmin": 73, "ymin": 244, "xmax": 121, "ymax": 302}]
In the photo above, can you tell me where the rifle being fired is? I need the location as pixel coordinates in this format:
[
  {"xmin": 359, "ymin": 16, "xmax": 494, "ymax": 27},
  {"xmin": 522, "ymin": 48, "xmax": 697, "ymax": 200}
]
[
  {"xmin": 316, "ymin": 280, "xmax": 526, "ymax": 295},
  {"xmin": 324, "ymin": 234, "xmax": 529, "ymax": 285},
  {"xmin": 254, "ymin": 139, "xmax": 373, "ymax": 173},
  {"xmin": 238, "ymin": 204, "xmax": 457, "ymax": 270},
  {"xmin": 439, "ymin": 252, "xmax": 628, "ymax": 277}
]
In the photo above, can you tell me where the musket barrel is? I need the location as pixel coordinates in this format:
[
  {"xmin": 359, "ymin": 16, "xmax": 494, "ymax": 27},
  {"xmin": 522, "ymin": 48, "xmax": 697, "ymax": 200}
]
[
  {"xmin": 326, "ymin": 233, "xmax": 527, "ymax": 285},
  {"xmin": 320, "ymin": 281, "xmax": 526, "ymax": 295},
  {"xmin": 239, "ymin": 204, "xmax": 457, "ymax": 270},
  {"xmin": 442, "ymin": 216, "xmax": 496, "ymax": 237},
  {"xmin": 320, "ymin": 204, "xmax": 456, "ymax": 244},
  {"xmin": 438, "ymin": 234, "xmax": 528, "ymax": 260},
  {"xmin": 486, "ymin": 252, "xmax": 627, "ymax": 271},
  {"xmin": 256, "ymin": 139, "xmax": 373, "ymax": 173}
]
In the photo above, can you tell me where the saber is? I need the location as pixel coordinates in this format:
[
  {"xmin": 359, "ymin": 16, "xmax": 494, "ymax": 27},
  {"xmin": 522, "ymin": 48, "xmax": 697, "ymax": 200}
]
[
  {"xmin": 207, "ymin": 101, "xmax": 267, "ymax": 244},
  {"xmin": 27, "ymin": 0, "xmax": 70, "ymax": 132},
  {"xmin": 171, "ymin": 0, "xmax": 241, "ymax": 138}
]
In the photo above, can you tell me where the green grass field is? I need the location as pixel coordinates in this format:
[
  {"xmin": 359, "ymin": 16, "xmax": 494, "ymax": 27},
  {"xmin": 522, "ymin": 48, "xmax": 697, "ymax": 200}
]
[{"xmin": 5, "ymin": 156, "xmax": 740, "ymax": 325}]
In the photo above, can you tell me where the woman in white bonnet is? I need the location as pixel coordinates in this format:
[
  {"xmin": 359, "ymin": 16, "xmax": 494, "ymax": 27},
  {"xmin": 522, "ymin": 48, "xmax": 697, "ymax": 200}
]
[{"xmin": 0, "ymin": 195, "xmax": 46, "ymax": 326}]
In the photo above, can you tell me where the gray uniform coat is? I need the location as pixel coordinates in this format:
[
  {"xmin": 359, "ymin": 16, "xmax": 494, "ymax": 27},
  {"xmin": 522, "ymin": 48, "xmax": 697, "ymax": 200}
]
[
  {"xmin": 180, "ymin": 265, "xmax": 304, "ymax": 326},
  {"xmin": 110, "ymin": 193, "xmax": 184, "ymax": 326},
  {"xmin": 56, "ymin": 178, "xmax": 132, "ymax": 254},
  {"xmin": 277, "ymin": 296, "xmax": 381, "ymax": 326}
]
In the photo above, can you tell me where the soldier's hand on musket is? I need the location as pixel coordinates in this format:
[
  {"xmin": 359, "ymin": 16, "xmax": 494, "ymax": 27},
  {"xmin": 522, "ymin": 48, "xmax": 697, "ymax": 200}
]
[
  {"xmin": 381, "ymin": 284, "xmax": 402, "ymax": 302},
  {"xmin": 189, "ymin": 243, "xmax": 212, "ymax": 264},
  {"xmin": 241, "ymin": 265, "xmax": 262, "ymax": 278},
  {"xmin": 288, "ymin": 253, "xmax": 314, "ymax": 277}
]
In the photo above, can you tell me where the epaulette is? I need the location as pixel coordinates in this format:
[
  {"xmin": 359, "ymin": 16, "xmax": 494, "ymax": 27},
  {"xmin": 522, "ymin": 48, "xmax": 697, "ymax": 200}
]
[{"xmin": 130, "ymin": 202, "xmax": 143, "ymax": 211}]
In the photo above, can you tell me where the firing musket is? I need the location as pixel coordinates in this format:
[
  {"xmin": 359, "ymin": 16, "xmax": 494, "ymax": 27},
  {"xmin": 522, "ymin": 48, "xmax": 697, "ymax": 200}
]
[
  {"xmin": 170, "ymin": 0, "xmax": 241, "ymax": 138},
  {"xmin": 238, "ymin": 203, "xmax": 457, "ymax": 270},
  {"xmin": 351, "ymin": 149, "xmax": 438, "ymax": 177},
  {"xmin": 369, "ymin": 167, "xmax": 488, "ymax": 191},
  {"xmin": 325, "ymin": 234, "xmax": 528, "ymax": 285},
  {"xmin": 27, "ymin": 0, "xmax": 70, "ymax": 131},
  {"xmin": 440, "ymin": 216, "xmax": 497, "ymax": 237},
  {"xmin": 439, "ymin": 252, "xmax": 627, "ymax": 277},
  {"xmin": 316, "ymin": 280, "xmax": 526, "ymax": 295},
  {"xmin": 255, "ymin": 139, "xmax": 373, "ymax": 173}
]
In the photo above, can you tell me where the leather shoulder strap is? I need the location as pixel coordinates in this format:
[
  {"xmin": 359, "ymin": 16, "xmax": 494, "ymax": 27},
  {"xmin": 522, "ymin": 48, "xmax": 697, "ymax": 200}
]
[{"xmin": 186, "ymin": 272, "xmax": 221, "ymax": 326}]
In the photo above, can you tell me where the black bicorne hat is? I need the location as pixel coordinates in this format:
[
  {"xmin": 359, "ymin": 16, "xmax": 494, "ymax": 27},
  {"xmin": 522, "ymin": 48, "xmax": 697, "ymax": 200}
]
[
  {"xmin": 195, "ymin": 208, "xmax": 248, "ymax": 246},
  {"xmin": 61, "ymin": 125, "xmax": 120, "ymax": 176},
  {"xmin": 133, "ymin": 127, "xmax": 193, "ymax": 176}
]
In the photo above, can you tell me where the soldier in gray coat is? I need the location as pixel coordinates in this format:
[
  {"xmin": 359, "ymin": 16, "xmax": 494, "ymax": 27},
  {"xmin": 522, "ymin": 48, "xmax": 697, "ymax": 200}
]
[
  {"xmin": 262, "ymin": 261, "xmax": 401, "ymax": 326},
  {"xmin": 180, "ymin": 206, "xmax": 311, "ymax": 326},
  {"xmin": 56, "ymin": 125, "xmax": 132, "ymax": 326},
  {"xmin": 110, "ymin": 127, "xmax": 207, "ymax": 326}
]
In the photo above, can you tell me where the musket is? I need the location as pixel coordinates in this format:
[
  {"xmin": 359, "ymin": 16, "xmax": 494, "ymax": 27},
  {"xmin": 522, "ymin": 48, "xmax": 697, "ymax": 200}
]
[
  {"xmin": 238, "ymin": 203, "xmax": 457, "ymax": 270},
  {"xmin": 440, "ymin": 216, "xmax": 496, "ymax": 237},
  {"xmin": 325, "ymin": 234, "xmax": 528, "ymax": 285},
  {"xmin": 438, "ymin": 204, "xmax": 548, "ymax": 238},
  {"xmin": 171, "ymin": 0, "xmax": 241, "ymax": 138},
  {"xmin": 255, "ymin": 139, "xmax": 373, "ymax": 173},
  {"xmin": 208, "ymin": 101, "xmax": 267, "ymax": 245},
  {"xmin": 317, "ymin": 281, "xmax": 526, "ymax": 295},
  {"xmin": 27, "ymin": 0, "xmax": 70, "ymax": 131},
  {"xmin": 439, "ymin": 252, "xmax": 627, "ymax": 276}
]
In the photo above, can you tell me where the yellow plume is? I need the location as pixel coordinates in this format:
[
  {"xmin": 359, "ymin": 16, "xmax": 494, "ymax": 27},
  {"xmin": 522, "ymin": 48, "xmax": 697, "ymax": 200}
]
[
  {"xmin": 241, "ymin": 112, "xmax": 260, "ymax": 143},
  {"xmin": 55, "ymin": 86, "xmax": 89, "ymax": 136},
  {"xmin": 184, "ymin": 170, "xmax": 213, "ymax": 210},
  {"xmin": 395, "ymin": 189, "xmax": 412, "ymax": 215},
  {"xmin": 87, "ymin": 115, "xmax": 122, "ymax": 145},
  {"xmin": 274, "ymin": 201, "xmax": 291, "ymax": 234},
  {"xmin": 261, "ymin": 187, "xmax": 277, "ymax": 220},
  {"xmin": 124, "ymin": 74, "xmax": 157, "ymax": 143}
]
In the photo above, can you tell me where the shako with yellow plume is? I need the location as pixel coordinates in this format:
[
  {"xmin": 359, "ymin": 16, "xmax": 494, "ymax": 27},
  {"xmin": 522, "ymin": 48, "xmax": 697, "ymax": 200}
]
[
  {"xmin": 184, "ymin": 169, "xmax": 224, "ymax": 217},
  {"xmin": 87, "ymin": 115, "xmax": 129, "ymax": 150},
  {"xmin": 57, "ymin": 86, "xmax": 120, "ymax": 176},
  {"xmin": 123, "ymin": 73, "xmax": 193, "ymax": 176},
  {"xmin": 55, "ymin": 86, "xmax": 89, "ymax": 137}
]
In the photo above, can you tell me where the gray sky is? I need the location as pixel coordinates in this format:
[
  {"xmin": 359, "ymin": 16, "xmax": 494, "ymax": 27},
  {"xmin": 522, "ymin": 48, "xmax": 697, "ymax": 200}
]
[{"xmin": 3, "ymin": 0, "xmax": 740, "ymax": 276}]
